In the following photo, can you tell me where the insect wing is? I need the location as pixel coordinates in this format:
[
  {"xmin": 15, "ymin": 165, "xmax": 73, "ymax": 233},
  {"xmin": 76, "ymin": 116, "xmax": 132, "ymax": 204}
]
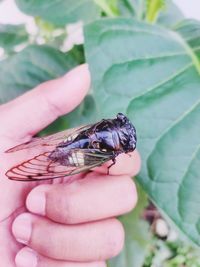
[
  {"xmin": 6, "ymin": 149, "xmax": 114, "ymax": 181},
  {"xmin": 5, "ymin": 124, "xmax": 93, "ymax": 153}
]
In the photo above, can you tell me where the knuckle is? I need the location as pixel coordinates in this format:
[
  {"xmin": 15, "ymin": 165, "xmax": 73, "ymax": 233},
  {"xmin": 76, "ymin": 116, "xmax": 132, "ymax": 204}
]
[
  {"xmin": 106, "ymin": 219, "xmax": 125, "ymax": 258},
  {"xmin": 47, "ymin": 183, "xmax": 79, "ymax": 224},
  {"xmin": 61, "ymin": 196, "xmax": 76, "ymax": 224}
]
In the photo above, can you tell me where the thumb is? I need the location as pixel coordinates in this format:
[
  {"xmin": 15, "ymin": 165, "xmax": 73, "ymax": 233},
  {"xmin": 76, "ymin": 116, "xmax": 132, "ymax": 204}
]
[{"xmin": 1, "ymin": 64, "xmax": 90, "ymax": 140}]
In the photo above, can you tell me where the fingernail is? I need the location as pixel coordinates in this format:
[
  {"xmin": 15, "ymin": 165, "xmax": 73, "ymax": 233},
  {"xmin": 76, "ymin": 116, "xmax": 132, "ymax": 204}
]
[
  {"xmin": 12, "ymin": 213, "xmax": 32, "ymax": 244},
  {"xmin": 15, "ymin": 248, "xmax": 38, "ymax": 267},
  {"xmin": 26, "ymin": 188, "xmax": 46, "ymax": 215}
]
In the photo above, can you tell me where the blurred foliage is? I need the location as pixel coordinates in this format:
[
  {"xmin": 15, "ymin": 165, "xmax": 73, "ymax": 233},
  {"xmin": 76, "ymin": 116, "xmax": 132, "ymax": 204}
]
[
  {"xmin": 0, "ymin": 45, "xmax": 80, "ymax": 102},
  {"xmin": 144, "ymin": 238, "xmax": 200, "ymax": 267},
  {"xmin": 15, "ymin": 0, "xmax": 101, "ymax": 25},
  {"xmin": 0, "ymin": 0, "xmax": 200, "ymax": 266},
  {"xmin": 108, "ymin": 182, "xmax": 151, "ymax": 267},
  {"xmin": 0, "ymin": 24, "xmax": 28, "ymax": 52}
]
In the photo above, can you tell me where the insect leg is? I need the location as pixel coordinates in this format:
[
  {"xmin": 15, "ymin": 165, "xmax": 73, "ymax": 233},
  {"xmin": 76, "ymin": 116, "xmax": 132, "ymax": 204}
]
[{"xmin": 107, "ymin": 156, "xmax": 116, "ymax": 175}]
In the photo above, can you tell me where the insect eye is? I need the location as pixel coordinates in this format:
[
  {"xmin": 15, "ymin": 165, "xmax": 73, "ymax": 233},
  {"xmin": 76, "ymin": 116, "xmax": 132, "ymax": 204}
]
[{"xmin": 117, "ymin": 113, "xmax": 127, "ymax": 124}]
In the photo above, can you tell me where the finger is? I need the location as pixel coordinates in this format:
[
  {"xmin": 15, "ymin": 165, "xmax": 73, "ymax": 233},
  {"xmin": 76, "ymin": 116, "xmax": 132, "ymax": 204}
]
[
  {"xmin": 1, "ymin": 64, "xmax": 90, "ymax": 139},
  {"xmin": 12, "ymin": 214, "xmax": 124, "ymax": 262},
  {"xmin": 26, "ymin": 174, "xmax": 137, "ymax": 224},
  {"xmin": 15, "ymin": 247, "xmax": 106, "ymax": 267},
  {"xmin": 94, "ymin": 150, "xmax": 141, "ymax": 176}
]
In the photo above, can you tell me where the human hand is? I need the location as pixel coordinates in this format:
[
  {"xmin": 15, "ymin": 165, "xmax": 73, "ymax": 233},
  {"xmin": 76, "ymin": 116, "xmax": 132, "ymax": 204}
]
[{"xmin": 0, "ymin": 64, "xmax": 141, "ymax": 267}]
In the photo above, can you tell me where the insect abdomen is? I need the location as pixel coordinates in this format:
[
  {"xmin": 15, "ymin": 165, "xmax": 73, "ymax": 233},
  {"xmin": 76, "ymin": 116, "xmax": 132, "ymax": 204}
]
[{"xmin": 68, "ymin": 151, "xmax": 85, "ymax": 167}]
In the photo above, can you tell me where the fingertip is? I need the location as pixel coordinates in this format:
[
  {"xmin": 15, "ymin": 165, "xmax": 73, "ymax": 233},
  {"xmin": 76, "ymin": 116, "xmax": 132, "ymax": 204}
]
[
  {"xmin": 65, "ymin": 63, "xmax": 91, "ymax": 110},
  {"xmin": 15, "ymin": 247, "xmax": 38, "ymax": 267},
  {"xmin": 107, "ymin": 219, "xmax": 125, "ymax": 258},
  {"xmin": 12, "ymin": 213, "xmax": 32, "ymax": 245},
  {"xmin": 94, "ymin": 150, "xmax": 141, "ymax": 176},
  {"xmin": 64, "ymin": 63, "xmax": 90, "ymax": 79},
  {"xmin": 40, "ymin": 63, "xmax": 91, "ymax": 115},
  {"xmin": 26, "ymin": 185, "xmax": 50, "ymax": 216}
]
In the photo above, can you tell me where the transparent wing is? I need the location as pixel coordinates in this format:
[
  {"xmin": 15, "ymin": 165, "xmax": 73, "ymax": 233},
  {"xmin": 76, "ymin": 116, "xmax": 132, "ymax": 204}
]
[
  {"xmin": 5, "ymin": 124, "xmax": 93, "ymax": 153},
  {"xmin": 5, "ymin": 149, "xmax": 114, "ymax": 181}
]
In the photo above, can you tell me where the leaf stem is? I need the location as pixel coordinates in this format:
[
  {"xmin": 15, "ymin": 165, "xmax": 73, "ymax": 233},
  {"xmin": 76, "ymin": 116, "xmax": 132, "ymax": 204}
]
[
  {"xmin": 146, "ymin": 0, "xmax": 164, "ymax": 23},
  {"xmin": 94, "ymin": 0, "xmax": 118, "ymax": 17}
]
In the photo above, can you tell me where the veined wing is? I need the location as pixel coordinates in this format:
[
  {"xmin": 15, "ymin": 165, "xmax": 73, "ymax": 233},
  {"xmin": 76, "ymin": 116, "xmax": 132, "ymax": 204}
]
[
  {"xmin": 5, "ymin": 149, "xmax": 114, "ymax": 181},
  {"xmin": 5, "ymin": 124, "xmax": 93, "ymax": 153}
]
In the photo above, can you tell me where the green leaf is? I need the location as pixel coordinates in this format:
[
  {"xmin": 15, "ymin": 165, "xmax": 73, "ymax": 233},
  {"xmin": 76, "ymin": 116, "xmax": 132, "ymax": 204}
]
[
  {"xmin": 94, "ymin": 0, "xmax": 119, "ymax": 17},
  {"xmin": 0, "ymin": 24, "xmax": 28, "ymax": 51},
  {"xmin": 157, "ymin": 0, "xmax": 184, "ymax": 27},
  {"xmin": 84, "ymin": 18, "xmax": 200, "ymax": 245},
  {"xmin": 15, "ymin": 0, "xmax": 101, "ymax": 26},
  {"xmin": 0, "ymin": 45, "xmax": 79, "ymax": 103},
  {"xmin": 108, "ymin": 182, "xmax": 150, "ymax": 267}
]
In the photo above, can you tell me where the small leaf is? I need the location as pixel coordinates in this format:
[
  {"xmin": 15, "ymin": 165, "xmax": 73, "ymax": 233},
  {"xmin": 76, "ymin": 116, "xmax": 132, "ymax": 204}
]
[
  {"xmin": 94, "ymin": 0, "xmax": 119, "ymax": 17},
  {"xmin": 15, "ymin": 0, "xmax": 101, "ymax": 26},
  {"xmin": 0, "ymin": 24, "xmax": 28, "ymax": 51},
  {"xmin": 157, "ymin": 0, "xmax": 184, "ymax": 27}
]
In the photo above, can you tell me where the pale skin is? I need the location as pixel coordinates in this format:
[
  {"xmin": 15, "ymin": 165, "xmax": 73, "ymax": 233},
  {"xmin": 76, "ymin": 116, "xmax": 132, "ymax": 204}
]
[{"xmin": 0, "ymin": 64, "xmax": 141, "ymax": 267}]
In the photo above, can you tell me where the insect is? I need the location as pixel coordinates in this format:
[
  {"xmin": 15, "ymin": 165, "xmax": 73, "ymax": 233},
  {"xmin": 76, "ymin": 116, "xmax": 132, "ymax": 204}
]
[{"xmin": 5, "ymin": 113, "xmax": 137, "ymax": 182}]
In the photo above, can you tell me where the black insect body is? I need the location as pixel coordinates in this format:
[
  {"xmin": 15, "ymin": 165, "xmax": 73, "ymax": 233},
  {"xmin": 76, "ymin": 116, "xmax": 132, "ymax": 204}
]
[{"xmin": 6, "ymin": 113, "xmax": 137, "ymax": 181}]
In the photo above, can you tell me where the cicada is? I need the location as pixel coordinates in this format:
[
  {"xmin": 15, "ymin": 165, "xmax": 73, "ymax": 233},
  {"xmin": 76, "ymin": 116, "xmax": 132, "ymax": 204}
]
[{"xmin": 5, "ymin": 113, "xmax": 137, "ymax": 181}]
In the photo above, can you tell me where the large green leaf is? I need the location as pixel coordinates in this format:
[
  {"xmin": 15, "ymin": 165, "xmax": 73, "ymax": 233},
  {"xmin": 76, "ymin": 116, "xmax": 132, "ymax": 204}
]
[
  {"xmin": 0, "ymin": 45, "xmax": 78, "ymax": 103},
  {"xmin": 0, "ymin": 24, "xmax": 28, "ymax": 51},
  {"xmin": 15, "ymin": 0, "xmax": 101, "ymax": 26},
  {"xmin": 84, "ymin": 18, "xmax": 200, "ymax": 245}
]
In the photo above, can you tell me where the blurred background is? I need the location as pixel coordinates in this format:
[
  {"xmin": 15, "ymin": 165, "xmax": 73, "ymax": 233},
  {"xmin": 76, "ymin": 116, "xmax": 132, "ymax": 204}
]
[{"xmin": 0, "ymin": 0, "xmax": 200, "ymax": 59}]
